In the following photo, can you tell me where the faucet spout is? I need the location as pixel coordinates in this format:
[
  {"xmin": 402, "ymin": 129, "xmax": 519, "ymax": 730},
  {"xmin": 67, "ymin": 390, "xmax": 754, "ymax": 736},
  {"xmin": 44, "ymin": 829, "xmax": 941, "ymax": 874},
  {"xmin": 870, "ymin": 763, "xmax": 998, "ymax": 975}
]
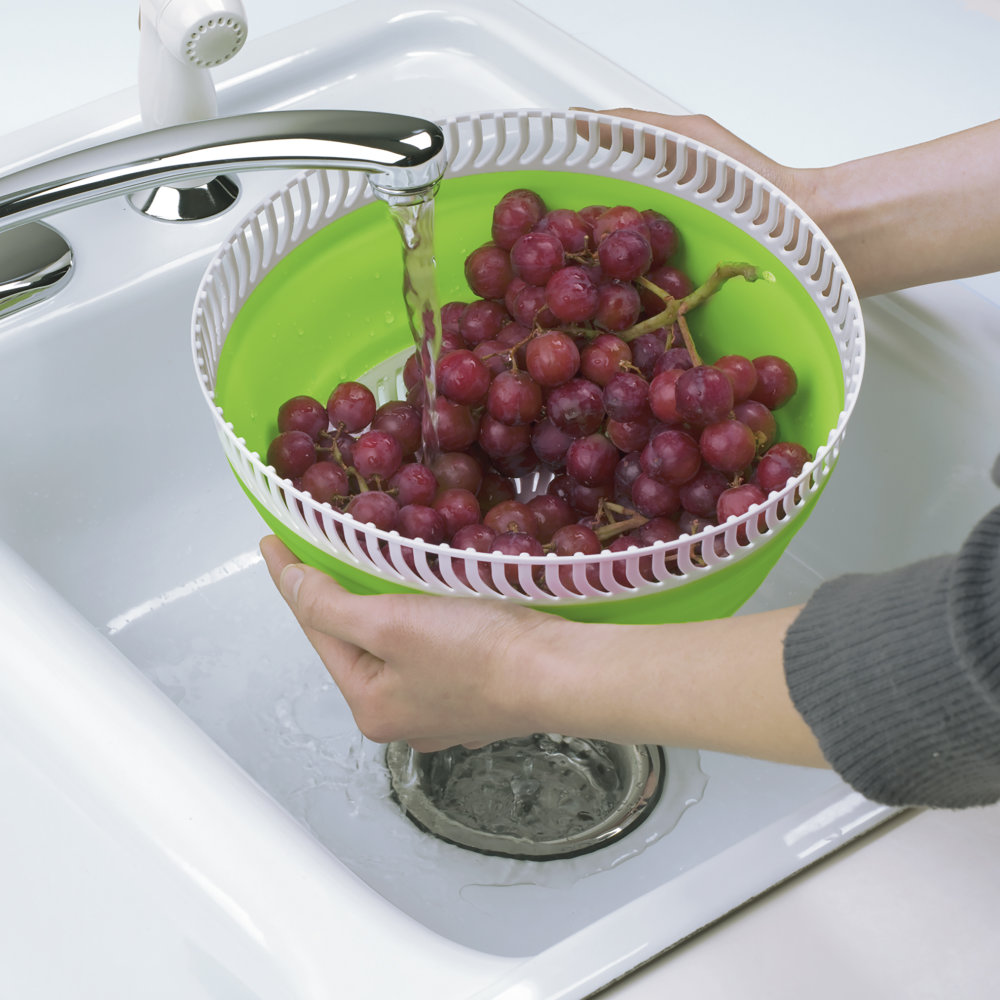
[{"xmin": 0, "ymin": 110, "xmax": 447, "ymax": 232}]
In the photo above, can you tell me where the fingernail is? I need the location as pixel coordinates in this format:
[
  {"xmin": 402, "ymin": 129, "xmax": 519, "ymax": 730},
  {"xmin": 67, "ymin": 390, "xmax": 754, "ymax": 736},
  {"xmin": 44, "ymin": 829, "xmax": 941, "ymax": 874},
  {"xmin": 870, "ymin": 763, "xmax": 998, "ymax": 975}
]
[{"xmin": 280, "ymin": 564, "xmax": 305, "ymax": 604}]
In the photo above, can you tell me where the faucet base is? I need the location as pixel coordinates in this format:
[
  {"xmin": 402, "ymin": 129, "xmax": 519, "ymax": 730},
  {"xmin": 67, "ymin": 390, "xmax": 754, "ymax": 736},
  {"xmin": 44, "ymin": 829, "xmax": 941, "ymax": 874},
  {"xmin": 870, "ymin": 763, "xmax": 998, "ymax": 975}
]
[
  {"xmin": 127, "ymin": 174, "xmax": 240, "ymax": 222},
  {"xmin": 0, "ymin": 222, "xmax": 74, "ymax": 320}
]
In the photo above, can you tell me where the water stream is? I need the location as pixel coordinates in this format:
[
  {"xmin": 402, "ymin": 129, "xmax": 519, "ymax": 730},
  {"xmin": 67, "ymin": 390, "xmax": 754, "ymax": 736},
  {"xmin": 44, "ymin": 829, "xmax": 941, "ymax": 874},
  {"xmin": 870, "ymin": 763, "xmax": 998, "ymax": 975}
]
[
  {"xmin": 385, "ymin": 193, "xmax": 443, "ymax": 461},
  {"xmin": 377, "ymin": 189, "xmax": 680, "ymax": 864}
]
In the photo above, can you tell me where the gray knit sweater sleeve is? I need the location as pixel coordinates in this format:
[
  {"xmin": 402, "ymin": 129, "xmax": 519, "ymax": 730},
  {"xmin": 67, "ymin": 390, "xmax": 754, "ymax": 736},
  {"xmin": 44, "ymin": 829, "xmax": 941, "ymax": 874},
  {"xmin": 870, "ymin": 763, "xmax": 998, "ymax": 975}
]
[{"xmin": 784, "ymin": 504, "xmax": 1000, "ymax": 809}]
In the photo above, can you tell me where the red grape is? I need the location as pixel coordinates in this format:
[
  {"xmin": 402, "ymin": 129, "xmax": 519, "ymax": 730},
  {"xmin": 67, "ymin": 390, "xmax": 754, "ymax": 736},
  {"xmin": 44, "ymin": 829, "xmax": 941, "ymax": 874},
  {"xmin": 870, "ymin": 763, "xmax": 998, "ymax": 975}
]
[
  {"xmin": 352, "ymin": 429, "xmax": 403, "ymax": 482},
  {"xmin": 464, "ymin": 243, "xmax": 514, "ymax": 300},
  {"xmin": 492, "ymin": 188, "xmax": 546, "ymax": 249},
  {"xmin": 714, "ymin": 354, "xmax": 758, "ymax": 403},
  {"xmin": 510, "ymin": 231, "xmax": 565, "ymax": 286},
  {"xmin": 594, "ymin": 281, "xmax": 642, "ymax": 332},
  {"xmin": 397, "ymin": 504, "xmax": 446, "ymax": 544},
  {"xmin": 267, "ymin": 430, "xmax": 317, "ymax": 480},
  {"xmin": 566, "ymin": 432, "xmax": 619, "ymax": 486},
  {"xmin": 641, "ymin": 209, "xmax": 679, "ymax": 265},
  {"xmin": 459, "ymin": 299, "xmax": 509, "ymax": 345},
  {"xmin": 388, "ymin": 462, "xmax": 438, "ymax": 507},
  {"xmin": 525, "ymin": 330, "xmax": 581, "ymax": 387},
  {"xmin": 327, "ymin": 381, "xmax": 376, "ymax": 433},
  {"xmin": 486, "ymin": 370, "xmax": 544, "ymax": 425},
  {"xmin": 526, "ymin": 494, "xmax": 576, "ymax": 543},
  {"xmin": 754, "ymin": 441, "xmax": 811, "ymax": 493},
  {"xmin": 478, "ymin": 470, "xmax": 517, "ymax": 511},
  {"xmin": 580, "ymin": 332, "xmax": 632, "ymax": 387},
  {"xmin": 371, "ymin": 400, "xmax": 422, "ymax": 456},
  {"xmin": 631, "ymin": 473, "xmax": 682, "ymax": 518},
  {"xmin": 430, "ymin": 451, "xmax": 484, "ymax": 495},
  {"xmin": 637, "ymin": 516, "xmax": 681, "ymax": 546},
  {"xmin": 551, "ymin": 522, "xmax": 602, "ymax": 556},
  {"xmin": 679, "ymin": 466, "xmax": 730, "ymax": 519},
  {"xmin": 674, "ymin": 365, "xmax": 735, "ymax": 426},
  {"xmin": 437, "ymin": 348, "xmax": 491, "ymax": 405},
  {"xmin": 631, "ymin": 331, "xmax": 669, "ymax": 378},
  {"xmin": 641, "ymin": 428, "xmax": 702, "ymax": 485},
  {"xmin": 483, "ymin": 499, "xmax": 536, "ymax": 537},
  {"xmin": 531, "ymin": 418, "xmax": 574, "ymax": 468},
  {"xmin": 478, "ymin": 414, "xmax": 532, "ymax": 458},
  {"xmin": 534, "ymin": 208, "xmax": 589, "ymax": 253},
  {"xmin": 597, "ymin": 228, "xmax": 653, "ymax": 282},
  {"xmin": 699, "ymin": 419, "xmax": 757, "ymax": 474},
  {"xmin": 546, "ymin": 378, "xmax": 606, "ymax": 436},
  {"xmin": 750, "ymin": 355, "xmax": 798, "ymax": 410},
  {"xmin": 639, "ymin": 265, "xmax": 692, "ymax": 313},
  {"xmin": 733, "ymin": 399, "xmax": 778, "ymax": 451},
  {"xmin": 605, "ymin": 414, "xmax": 654, "ymax": 452},
  {"xmin": 592, "ymin": 205, "xmax": 648, "ymax": 244},
  {"xmin": 346, "ymin": 491, "xmax": 398, "ymax": 531},
  {"xmin": 431, "ymin": 396, "xmax": 480, "ymax": 451},
  {"xmin": 300, "ymin": 459, "xmax": 350, "ymax": 503},
  {"xmin": 613, "ymin": 450, "xmax": 644, "ymax": 500},
  {"xmin": 648, "ymin": 368, "xmax": 684, "ymax": 423},
  {"xmin": 652, "ymin": 347, "xmax": 694, "ymax": 376},
  {"xmin": 433, "ymin": 487, "xmax": 481, "ymax": 539},
  {"xmin": 451, "ymin": 522, "xmax": 497, "ymax": 551},
  {"xmin": 603, "ymin": 370, "xmax": 650, "ymax": 422},
  {"xmin": 717, "ymin": 482, "xmax": 767, "ymax": 523},
  {"xmin": 278, "ymin": 395, "xmax": 327, "ymax": 439},
  {"xmin": 508, "ymin": 280, "xmax": 558, "ymax": 328},
  {"xmin": 545, "ymin": 265, "xmax": 599, "ymax": 323}
]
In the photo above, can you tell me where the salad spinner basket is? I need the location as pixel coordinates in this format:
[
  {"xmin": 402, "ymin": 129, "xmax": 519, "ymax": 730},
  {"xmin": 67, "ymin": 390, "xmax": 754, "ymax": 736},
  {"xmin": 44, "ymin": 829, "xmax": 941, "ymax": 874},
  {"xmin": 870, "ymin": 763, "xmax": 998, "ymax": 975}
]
[{"xmin": 192, "ymin": 109, "xmax": 865, "ymax": 625}]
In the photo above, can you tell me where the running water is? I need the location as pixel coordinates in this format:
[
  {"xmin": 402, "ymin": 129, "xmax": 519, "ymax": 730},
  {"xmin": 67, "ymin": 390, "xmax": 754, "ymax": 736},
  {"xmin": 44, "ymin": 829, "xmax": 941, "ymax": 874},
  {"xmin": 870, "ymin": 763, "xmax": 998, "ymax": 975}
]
[{"xmin": 385, "ymin": 192, "xmax": 443, "ymax": 463}]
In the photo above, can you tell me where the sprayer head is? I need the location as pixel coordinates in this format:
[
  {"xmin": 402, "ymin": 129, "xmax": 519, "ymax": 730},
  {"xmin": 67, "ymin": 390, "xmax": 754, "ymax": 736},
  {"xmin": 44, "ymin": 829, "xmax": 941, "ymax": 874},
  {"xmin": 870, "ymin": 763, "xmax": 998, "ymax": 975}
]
[{"xmin": 140, "ymin": 0, "xmax": 247, "ymax": 68}]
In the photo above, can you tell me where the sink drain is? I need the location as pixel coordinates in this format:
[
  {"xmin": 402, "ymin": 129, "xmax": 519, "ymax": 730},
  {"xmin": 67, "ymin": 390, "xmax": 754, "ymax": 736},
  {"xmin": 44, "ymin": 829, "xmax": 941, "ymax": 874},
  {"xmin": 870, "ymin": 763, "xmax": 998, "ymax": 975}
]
[{"xmin": 385, "ymin": 734, "xmax": 664, "ymax": 860}]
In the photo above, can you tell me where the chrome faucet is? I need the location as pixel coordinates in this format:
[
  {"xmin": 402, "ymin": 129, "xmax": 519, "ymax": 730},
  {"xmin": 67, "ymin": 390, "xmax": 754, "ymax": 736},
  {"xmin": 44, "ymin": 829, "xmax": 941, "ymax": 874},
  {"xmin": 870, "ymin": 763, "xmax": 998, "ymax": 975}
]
[{"xmin": 0, "ymin": 109, "xmax": 447, "ymax": 319}]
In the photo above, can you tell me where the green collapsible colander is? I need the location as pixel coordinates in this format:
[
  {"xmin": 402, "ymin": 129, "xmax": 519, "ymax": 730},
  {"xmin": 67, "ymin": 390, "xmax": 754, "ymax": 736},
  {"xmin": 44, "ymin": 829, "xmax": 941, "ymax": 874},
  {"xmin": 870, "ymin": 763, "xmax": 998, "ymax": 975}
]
[{"xmin": 192, "ymin": 109, "xmax": 864, "ymax": 625}]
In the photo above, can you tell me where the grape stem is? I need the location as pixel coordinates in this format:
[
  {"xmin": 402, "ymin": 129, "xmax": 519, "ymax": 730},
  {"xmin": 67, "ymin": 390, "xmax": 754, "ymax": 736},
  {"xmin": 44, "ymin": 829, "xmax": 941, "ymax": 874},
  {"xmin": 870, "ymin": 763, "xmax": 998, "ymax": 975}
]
[
  {"xmin": 675, "ymin": 308, "xmax": 702, "ymax": 366},
  {"xmin": 593, "ymin": 512, "xmax": 647, "ymax": 543},
  {"xmin": 319, "ymin": 430, "xmax": 369, "ymax": 494},
  {"xmin": 591, "ymin": 501, "xmax": 649, "ymax": 542},
  {"xmin": 623, "ymin": 261, "xmax": 775, "ymax": 345},
  {"xmin": 541, "ymin": 501, "xmax": 649, "ymax": 553}
]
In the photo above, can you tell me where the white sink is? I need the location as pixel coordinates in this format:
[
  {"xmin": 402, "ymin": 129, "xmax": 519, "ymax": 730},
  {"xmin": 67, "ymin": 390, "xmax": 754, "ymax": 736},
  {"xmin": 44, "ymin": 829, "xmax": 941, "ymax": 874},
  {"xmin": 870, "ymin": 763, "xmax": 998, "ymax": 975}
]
[{"xmin": 3, "ymin": 2, "xmax": 999, "ymax": 998}]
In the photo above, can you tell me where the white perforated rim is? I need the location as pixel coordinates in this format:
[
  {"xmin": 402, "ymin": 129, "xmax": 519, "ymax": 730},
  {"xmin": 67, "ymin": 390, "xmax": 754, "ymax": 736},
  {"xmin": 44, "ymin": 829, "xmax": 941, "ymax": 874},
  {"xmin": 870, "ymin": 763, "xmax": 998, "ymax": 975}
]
[{"xmin": 192, "ymin": 109, "xmax": 865, "ymax": 606}]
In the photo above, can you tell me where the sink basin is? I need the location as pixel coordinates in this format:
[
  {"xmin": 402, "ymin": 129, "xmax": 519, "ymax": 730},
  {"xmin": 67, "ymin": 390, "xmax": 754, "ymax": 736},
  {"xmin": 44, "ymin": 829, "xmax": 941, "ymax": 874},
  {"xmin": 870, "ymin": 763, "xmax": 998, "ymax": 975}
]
[{"xmin": 3, "ymin": 2, "xmax": 999, "ymax": 998}]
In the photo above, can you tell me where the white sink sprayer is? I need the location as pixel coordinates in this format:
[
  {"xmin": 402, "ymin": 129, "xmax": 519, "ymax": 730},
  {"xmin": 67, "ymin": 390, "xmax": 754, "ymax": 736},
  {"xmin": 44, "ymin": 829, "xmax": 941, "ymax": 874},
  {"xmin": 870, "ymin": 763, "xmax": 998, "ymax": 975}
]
[{"xmin": 2, "ymin": 2, "xmax": 1000, "ymax": 998}]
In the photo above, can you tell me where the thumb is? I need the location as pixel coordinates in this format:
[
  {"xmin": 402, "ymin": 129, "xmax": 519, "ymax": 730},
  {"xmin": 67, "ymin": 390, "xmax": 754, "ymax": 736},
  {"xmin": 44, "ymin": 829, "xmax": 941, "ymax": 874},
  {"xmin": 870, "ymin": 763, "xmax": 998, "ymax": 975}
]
[
  {"xmin": 258, "ymin": 535, "xmax": 384, "ymax": 691},
  {"xmin": 260, "ymin": 534, "xmax": 307, "ymax": 605},
  {"xmin": 258, "ymin": 534, "xmax": 387, "ymax": 646},
  {"xmin": 259, "ymin": 535, "xmax": 354, "ymax": 627}
]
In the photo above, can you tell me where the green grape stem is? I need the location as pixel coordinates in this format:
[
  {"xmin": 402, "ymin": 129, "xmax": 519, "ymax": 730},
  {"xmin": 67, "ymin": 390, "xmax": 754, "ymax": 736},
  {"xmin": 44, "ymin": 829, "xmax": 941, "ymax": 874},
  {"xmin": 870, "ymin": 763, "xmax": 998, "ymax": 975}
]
[{"xmin": 622, "ymin": 261, "xmax": 775, "ymax": 346}]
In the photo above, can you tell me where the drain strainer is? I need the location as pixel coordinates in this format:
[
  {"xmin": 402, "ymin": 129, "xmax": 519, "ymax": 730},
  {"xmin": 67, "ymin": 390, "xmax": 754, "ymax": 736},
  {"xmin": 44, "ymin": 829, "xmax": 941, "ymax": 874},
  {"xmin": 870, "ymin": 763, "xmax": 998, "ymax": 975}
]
[{"xmin": 385, "ymin": 734, "xmax": 664, "ymax": 860}]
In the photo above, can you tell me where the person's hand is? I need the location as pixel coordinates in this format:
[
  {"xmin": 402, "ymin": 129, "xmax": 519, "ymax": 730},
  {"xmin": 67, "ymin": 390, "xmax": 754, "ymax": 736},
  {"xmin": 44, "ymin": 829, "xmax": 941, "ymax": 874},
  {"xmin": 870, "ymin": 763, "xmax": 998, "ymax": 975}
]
[
  {"xmin": 259, "ymin": 536, "xmax": 825, "ymax": 765},
  {"xmin": 259, "ymin": 534, "xmax": 586, "ymax": 752},
  {"xmin": 598, "ymin": 108, "xmax": 1000, "ymax": 296},
  {"xmin": 585, "ymin": 107, "xmax": 801, "ymax": 203}
]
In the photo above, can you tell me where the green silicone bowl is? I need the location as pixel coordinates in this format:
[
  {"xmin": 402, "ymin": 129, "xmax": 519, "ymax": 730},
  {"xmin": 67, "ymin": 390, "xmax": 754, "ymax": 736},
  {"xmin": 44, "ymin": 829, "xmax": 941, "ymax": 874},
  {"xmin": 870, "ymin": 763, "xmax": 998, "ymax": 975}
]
[{"xmin": 193, "ymin": 110, "xmax": 865, "ymax": 625}]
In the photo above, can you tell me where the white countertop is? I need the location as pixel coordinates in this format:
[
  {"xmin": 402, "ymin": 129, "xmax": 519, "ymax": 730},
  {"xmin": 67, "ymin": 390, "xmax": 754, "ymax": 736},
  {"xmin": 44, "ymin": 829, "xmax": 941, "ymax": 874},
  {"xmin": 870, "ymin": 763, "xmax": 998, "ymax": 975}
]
[{"xmin": 2, "ymin": 2, "xmax": 998, "ymax": 998}]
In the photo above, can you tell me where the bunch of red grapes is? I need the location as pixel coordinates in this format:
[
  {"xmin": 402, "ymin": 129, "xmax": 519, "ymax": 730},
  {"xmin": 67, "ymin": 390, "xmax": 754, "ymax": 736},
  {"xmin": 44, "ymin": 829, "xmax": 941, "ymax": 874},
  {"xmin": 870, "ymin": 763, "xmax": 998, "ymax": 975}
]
[{"xmin": 265, "ymin": 187, "xmax": 811, "ymax": 589}]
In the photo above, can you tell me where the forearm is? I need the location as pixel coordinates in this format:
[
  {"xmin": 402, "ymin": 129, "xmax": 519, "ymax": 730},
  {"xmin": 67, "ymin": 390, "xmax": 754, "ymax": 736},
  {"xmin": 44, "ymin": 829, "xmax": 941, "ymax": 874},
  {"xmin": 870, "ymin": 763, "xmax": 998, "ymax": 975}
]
[
  {"xmin": 526, "ymin": 606, "xmax": 829, "ymax": 767},
  {"xmin": 793, "ymin": 120, "xmax": 1000, "ymax": 297},
  {"xmin": 602, "ymin": 109, "xmax": 1000, "ymax": 298}
]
